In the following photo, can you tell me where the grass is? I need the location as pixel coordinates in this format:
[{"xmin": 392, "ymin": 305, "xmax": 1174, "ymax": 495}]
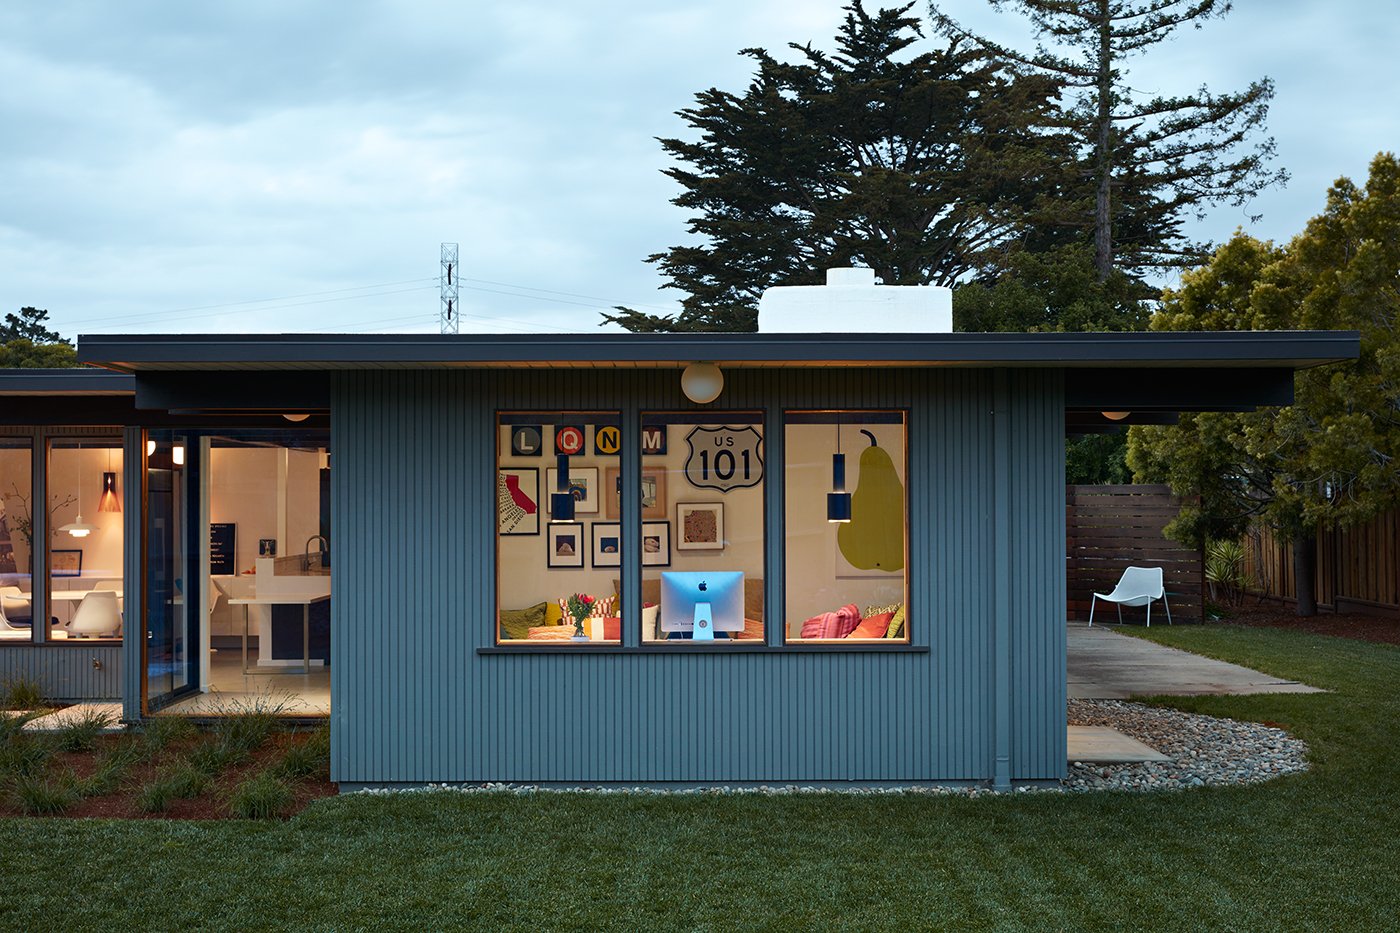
[
  {"xmin": 51, "ymin": 706, "xmax": 115, "ymax": 753},
  {"xmin": 8, "ymin": 771, "xmax": 78, "ymax": 815},
  {"xmin": 137, "ymin": 764, "xmax": 211, "ymax": 814},
  {"xmin": 0, "ymin": 626, "xmax": 1398, "ymax": 929},
  {"xmin": 272, "ymin": 724, "xmax": 330, "ymax": 780},
  {"xmin": 0, "ymin": 676, "xmax": 44, "ymax": 711},
  {"xmin": 228, "ymin": 770, "xmax": 294, "ymax": 819}
]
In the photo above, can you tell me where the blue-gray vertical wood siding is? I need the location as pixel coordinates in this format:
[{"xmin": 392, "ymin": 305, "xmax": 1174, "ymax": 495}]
[{"xmin": 330, "ymin": 368, "xmax": 1066, "ymax": 784}]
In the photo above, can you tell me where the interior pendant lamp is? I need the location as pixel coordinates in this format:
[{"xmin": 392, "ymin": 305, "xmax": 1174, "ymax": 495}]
[
  {"xmin": 550, "ymin": 453, "xmax": 575, "ymax": 523},
  {"xmin": 98, "ymin": 447, "xmax": 120, "ymax": 513},
  {"xmin": 827, "ymin": 422, "xmax": 852, "ymax": 523},
  {"xmin": 59, "ymin": 443, "xmax": 98, "ymax": 538}
]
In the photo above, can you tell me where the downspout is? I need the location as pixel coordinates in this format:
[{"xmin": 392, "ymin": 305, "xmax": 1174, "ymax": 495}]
[{"xmin": 992, "ymin": 370, "xmax": 1013, "ymax": 790}]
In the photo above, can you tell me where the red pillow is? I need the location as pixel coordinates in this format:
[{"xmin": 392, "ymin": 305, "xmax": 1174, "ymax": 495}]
[
  {"xmin": 800, "ymin": 604, "xmax": 862, "ymax": 639},
  {"xmin": 849, "ymin": 612, "xmax": 894, "ymax": 639},
  {"xmin": 603, "ymin": 617, "xmax": 621, "ymax": 641}
]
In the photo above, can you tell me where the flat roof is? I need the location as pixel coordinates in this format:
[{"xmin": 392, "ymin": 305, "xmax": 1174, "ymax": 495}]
[
  {"xmin": 76, "ymin": 330, "xmax": 1359, "ymax": 372},
  {"xmin": 0, "ymin": 368, "xmax": 135, "ymax": 395}
]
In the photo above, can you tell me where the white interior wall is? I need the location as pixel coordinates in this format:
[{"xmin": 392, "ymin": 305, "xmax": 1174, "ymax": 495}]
[
  {"xmin": 47, "ymin": 445, "xmax": 124, "ymax": 583},
  {"xmin": 0, "ymin": 446, "xmax": 34, "ymax": 578}
]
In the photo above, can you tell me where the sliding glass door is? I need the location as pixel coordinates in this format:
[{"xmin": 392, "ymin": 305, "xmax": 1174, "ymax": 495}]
[{"xmin": 145, "ymin": 431, "xmax": 198, "ymax": 711}]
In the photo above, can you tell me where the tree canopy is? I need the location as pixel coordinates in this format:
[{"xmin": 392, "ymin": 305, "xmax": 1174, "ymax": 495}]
[
  {"xmin": 1129, "ymin": 153, "xmax": 1400, "ymax": 614},
  {"xmin": 608, "ymin": 1, "xmax": 1071, "ymax": 332},
  {"xmin": 0, "ymin": 307, "xmax": 77, "ymax": 368},
  {"xmin": 930, "ymin": 0, "xmax": 1285, "ymax": 281}
]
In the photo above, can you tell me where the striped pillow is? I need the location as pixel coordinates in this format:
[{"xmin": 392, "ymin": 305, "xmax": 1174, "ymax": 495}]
[{"xmin": 799, "ymin": 603, "xmax": 861, "ymax": 639}]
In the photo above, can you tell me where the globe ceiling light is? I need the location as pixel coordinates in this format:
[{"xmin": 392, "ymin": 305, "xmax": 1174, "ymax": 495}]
[
  {"xmin": 1101, "ymin": 411, "xmax": 1131, "ymax": 421},
  {"xmin": 283, "ymin": 413, "xmax": 311, "ymax": 423},
  {"xmin": 681, "ymin": 362, "xmax": 724, "ymax": 404}
]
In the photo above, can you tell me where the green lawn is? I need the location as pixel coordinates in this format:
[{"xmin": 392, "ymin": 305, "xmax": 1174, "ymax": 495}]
[{"xmin": 3, "ymin": 627, "xmax": 1399, "ymax": 931}]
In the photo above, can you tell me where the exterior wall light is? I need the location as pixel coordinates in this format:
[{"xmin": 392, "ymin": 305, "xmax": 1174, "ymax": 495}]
[{"xmin": 681, "ymin": 362, "xmax": 724, "ymax": 404}]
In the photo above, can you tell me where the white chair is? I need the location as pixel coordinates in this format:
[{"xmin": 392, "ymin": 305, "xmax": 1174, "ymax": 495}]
[
  {"xmin": 0, "ymin": 585, "xmax": 31, "ymax": 625},
  {"xmin": 0, "ymin": 599, "xmax": 30, "ymax": 640},
  {"xmin": 93, "ymin": 579, "xmax": 123, "ymax": 615},
  {"xmin": 1088, "ymin": 566, "xmax": 1173, "ymax": 627},
  {"xmin": 66, "ymin": 590, "xmax": 122, "ymax": 638}
]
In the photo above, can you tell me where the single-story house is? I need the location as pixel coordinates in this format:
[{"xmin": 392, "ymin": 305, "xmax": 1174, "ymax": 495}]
[{"xmin": 0, "ymin": 275, "xmax": 1358, "ymax": 788}]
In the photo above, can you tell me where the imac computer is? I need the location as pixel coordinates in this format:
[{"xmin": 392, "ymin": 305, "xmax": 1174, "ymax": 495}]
[{"xmin": 660, "ymin": 571, "xmax": 745, "ymax": 641}]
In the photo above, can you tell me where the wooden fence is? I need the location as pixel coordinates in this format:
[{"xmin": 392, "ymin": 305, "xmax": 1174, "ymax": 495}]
[
  {"xmin": 1245, "ymin": 509, "xmax": 1400, "ymax": 613},
  {"xmin": 1066, "ymin": 485, "xmax": 1204, "ymax": 623}
]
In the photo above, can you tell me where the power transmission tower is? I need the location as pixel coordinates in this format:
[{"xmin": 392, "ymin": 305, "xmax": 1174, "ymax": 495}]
[{"xmin": 440, "ymin": 242, "xmax": 459, "ymax": 334}]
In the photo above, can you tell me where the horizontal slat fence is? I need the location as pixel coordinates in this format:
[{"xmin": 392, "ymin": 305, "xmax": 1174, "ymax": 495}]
[
  {"xmin": 1245, "ymin": 509, "xmax": 1400, "ymax": 613},
  {"xmin": 1066, "ymin": 485, "xmax": 1203, "ymax": 623}
]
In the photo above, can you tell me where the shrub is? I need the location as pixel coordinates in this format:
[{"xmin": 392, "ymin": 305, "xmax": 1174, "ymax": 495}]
[
  {"xmin": 228, "ymin": 771, "xmax": 294, "ymax": 819},
  {"xmin": 52, "ymin": 707, "xmax": 115, "ymax": 753},
  {"xmin": 1, "ymin": 677, "xmax": 44, "ymax": 711},
  {"xmin": 139, "ymin": 716, "xmax": 198, "ymax": 756},
  {"xmin": 274, "ymin": 725, "xmax": 330, "ymax": 780},
  {"xmin": 10, "ymin": 773, "xmax": 78, "ymax": 815}
]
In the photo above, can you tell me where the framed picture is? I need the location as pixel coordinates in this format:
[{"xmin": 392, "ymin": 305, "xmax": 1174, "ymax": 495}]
[
  {"xmin": 591, "ymin": 522, "xmax": 621, "ymax": 568},
  {"xmin": 52, "ymin": 548, "xmax": 83, "ymax": 577},
  {"xmin": 604, "ymin": 467, "xmax": 667, "ymax": 520},
  {"xmin": 546, "ymin": 466, "xmax": 599, "ymax": 515},
  {"xmin": 642, "ymin": 521, "xmax": 671, "ymax": 567},
  {"xmin": 676, "ymin": 502, "xmax": 724, "ymax": 550},
  {"xmin": 510, "ymin": 424, "xmax": 544, "ymax": 457},
  {"xmin": 498, "ymin": 467, "xmax": 541, "ymax": 535},
  {"xmin": 547, "ymin": 522, "xmax": 585, "ymax": 568}
]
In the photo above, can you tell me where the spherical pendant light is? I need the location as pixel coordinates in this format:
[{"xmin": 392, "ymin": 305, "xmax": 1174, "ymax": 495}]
[{"xmin": 681, "ymin": 362, "xmax": 724, "ymax": 404}]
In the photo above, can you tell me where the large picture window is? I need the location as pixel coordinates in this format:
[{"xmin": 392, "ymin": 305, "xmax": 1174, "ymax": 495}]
[
  {"xmin": 496, "ymin": 413, "xmax": 623, "ymax": 645},
  {"xmin": 47, "ymin": 438, "xmax": 125, "ymax": 644},
  {"xmin": 0, "ymin": 438, "xmax": 34, "ymax": 641},
  {"xmin": 639, "ymin": 412, "xmax": 764, "ymax": 643},
  {"xmin": 784, "ymin": 412, "xmax": 908, "ymax": 643}
]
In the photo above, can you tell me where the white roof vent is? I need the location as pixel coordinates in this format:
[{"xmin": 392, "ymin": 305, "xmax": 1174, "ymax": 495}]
[{"xmin": 757, "ymin": 267, "xmax": 952, "ymax": 333}]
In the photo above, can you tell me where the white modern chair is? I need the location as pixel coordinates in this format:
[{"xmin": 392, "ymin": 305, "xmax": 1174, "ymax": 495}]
[
  {"xmin": 67, "ymin": 590, "xmax": 122, "ymax": 638},
  {"xmin": 0, "ymin": 599, "xmax": 30, "ymax": 640},
  {"xmin": 93, "ymin": 579, "xmax": 123, "ymax": 614},
  {"xmin": 1088, "ymin": 566, "xmax": 1172, "ymax": 627},
  {"xmin": 0, "ymin": 585, "xmax": 31, "ymax": 626}
]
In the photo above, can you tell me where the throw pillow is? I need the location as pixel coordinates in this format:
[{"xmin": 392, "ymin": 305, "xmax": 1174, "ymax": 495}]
[
  {"xmin": 849, "ymin": 611, "xmax": 893, "ymax": 639},
  {"xmin": 885, "ymin": 604, "xmax": 906, "ymax": 639},
  {"xmin": 800, "ymin": 603, "xmax": 861, "ymax": 639},
  {"xmin": 499, "ymin": 601, "xmax": 547, "ymax": 641},
  {"xmin": 864, "ymin": 602, "xmax": 901, "ymax": 618},
  {"xmin": 545, "ymin": 600, "xmax": 564, "ymax": 626},
  {"xmin": 591, "ymin": 595, "xmax": 616, "ymax": 618}
]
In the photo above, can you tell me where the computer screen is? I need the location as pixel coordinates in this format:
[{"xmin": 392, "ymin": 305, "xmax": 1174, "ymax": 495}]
[{"xmin": 660, "ymin": 571, "xmax": 745, "ymax": 638}]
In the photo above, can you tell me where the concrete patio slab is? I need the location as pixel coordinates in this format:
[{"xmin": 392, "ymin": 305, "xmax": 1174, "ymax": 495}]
[
  {"xmin": 1067, "ymin": 725, "xmax": 1171, "ymax": 764},
  {"xmin": 13, "ymin": 702, "xmax": 124, "ymax": 733},
  {"xmin": 1068, "ymin": 622, "xmax": 1324, "ymax": 699}
]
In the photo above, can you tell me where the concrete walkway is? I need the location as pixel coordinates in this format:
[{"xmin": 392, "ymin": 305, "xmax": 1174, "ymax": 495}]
[{"xmin": 1068, "ymin": 622, "xmax": 1323, "ymax": 699}]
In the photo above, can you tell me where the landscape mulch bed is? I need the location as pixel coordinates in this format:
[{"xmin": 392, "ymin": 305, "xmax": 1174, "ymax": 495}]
[
  {"xmin": 1, "ymin": 730, "xmax": 336, "ymax": 820},
  {"xmin": 1224, "ymin": 605, "xmax": 1400, "ymax": 647}
]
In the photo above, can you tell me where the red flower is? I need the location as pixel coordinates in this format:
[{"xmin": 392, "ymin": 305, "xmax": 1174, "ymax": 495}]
[{"xmin": 581, "ymin": 594, "xmax": 595, "ymax": 605}]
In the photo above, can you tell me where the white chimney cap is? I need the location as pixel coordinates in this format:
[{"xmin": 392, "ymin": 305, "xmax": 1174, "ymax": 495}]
[{"xmin": 758, "ymin": 267, "xmax": 952, "ymax": 334}]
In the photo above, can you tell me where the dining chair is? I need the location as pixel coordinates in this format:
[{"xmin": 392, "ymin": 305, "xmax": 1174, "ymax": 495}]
[{"xmin": 67, "ymin": 590, "xmax": 122, "ymax": 638}]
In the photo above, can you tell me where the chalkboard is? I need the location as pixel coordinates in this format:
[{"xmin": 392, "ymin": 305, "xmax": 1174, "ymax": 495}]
[{"xmin": 210, "ymin": 523, "xmax": 236, "ymax": 574}]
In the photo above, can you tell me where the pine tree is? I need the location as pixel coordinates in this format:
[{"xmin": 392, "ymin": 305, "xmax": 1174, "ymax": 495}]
[
  {"xmin": 1, "ymin": 307, "xmax": 68, "ymax": 345},
  {"xmin": 608, "ymin": 2, "xmax": 1071, "ymax": 332},
  {"xmin": 929, "ymin": 0, "xmax": 1285, "ymax": 280}
]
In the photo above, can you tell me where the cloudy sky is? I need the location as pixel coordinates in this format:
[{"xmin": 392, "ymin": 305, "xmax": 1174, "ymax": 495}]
[{"xmin": 2, "ymin": 1, "xmax": 1396, "ymax": 338}]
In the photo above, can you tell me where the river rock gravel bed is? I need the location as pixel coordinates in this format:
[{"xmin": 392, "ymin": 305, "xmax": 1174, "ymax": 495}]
[{"xmin": 1065, "ymin": 698, "xmax": 1310, "ymax": 792}]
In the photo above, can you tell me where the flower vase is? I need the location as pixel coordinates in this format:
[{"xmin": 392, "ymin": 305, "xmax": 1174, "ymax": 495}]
[{"xmin": 571, "ymin": 618, "xmax": 589, "ymax": 641}]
